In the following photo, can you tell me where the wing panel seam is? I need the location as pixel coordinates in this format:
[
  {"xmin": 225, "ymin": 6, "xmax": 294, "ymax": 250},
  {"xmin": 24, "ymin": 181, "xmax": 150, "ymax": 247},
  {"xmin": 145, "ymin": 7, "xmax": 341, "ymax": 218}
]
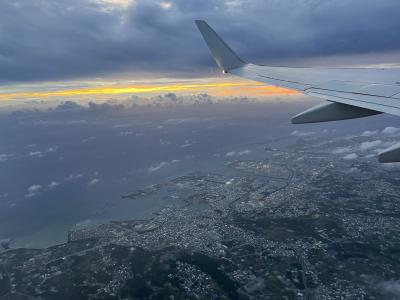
[
  {"xmin": 307, "ymin": 91, "xmax": 400, "ymax": 111},
  {"xmin": 311, "ymin": 87, "xmax": 399, "ymax": 99}
]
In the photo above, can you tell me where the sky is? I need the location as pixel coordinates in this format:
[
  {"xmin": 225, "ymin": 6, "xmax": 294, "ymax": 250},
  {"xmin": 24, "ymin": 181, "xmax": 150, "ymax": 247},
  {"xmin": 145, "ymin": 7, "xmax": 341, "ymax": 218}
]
[{"xmin": 1, "ymin": 0, "xmax": 400, "ymax": 102}]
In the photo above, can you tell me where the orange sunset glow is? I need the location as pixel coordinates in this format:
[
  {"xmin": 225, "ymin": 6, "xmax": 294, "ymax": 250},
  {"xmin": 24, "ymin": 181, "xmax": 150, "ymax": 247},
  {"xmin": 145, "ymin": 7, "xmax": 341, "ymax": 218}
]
[{"xmin": 0, "ymin": 80, "xmax": 298, "ymax": 101}]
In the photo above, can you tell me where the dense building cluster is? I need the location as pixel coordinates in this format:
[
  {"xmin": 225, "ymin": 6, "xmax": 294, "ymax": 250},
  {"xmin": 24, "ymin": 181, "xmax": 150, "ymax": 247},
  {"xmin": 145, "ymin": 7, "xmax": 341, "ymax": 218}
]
[{"xmin": 2, "ymin": 133, "xmax": 400, "ymax": 299}]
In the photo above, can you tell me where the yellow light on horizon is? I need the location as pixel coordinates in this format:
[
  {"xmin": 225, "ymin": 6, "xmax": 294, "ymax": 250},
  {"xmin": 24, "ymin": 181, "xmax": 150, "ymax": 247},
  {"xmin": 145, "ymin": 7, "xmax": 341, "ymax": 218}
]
[{"xmin": 0, "ymin": 80, "xmax": 299, "ymax": 101}]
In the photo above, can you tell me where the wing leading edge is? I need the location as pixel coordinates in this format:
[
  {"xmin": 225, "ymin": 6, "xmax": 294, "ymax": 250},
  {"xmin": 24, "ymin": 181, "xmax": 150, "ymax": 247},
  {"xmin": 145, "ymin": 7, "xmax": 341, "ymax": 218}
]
[{"xmin": 195, "ymin": 20, "xmax": 400, "ymax": 163}]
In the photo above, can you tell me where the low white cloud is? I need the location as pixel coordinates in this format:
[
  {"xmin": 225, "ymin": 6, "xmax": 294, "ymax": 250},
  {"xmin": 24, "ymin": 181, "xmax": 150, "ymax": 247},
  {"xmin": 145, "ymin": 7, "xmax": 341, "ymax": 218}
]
[
  {"xmin": 322, "ymin": 129, "xmax": 336, "ymax": 134},
  {"xmin": 180, "ymin": 140, "xmax": 194, "ymax": 148},
  {"xmin": 34, "ymin": 120, "xmax": 87, "ymax": 126},
  {"xmin": 67, "ymin": 173, "xmax": 84, "ymax": 181},
  {"xmin": 119, "ymin": 131, "xmax": 133, "ymax": 136},
  {"xmin": 88, "ymin": 178, "xmax": 100, "ymax": 186},
  {"xmin": 382, "ymin": 126, "xmax": 400, "ymax": 135},
  {"xmin": 159, "ymin": 139, "xmax": 171, "ymax": 146},
  {"xmin": 148, "ymin": 162, "xmax": 169, "ymax": 172},
  {"xmin": 225, "ymin": 178, "xmax": 235, "ymax": 185},
  {"xmin": 238, "ymin": 150, "xmax": 252, "ymax": 155},
  {"xmin": 25, "ymin": 185, "xmax": 42, "ymax": 198},
  {"xmin": 385, "ymin": 142, "xmax": 400, "ymax": 150},
  {"xmin": 148, "ymin": 159, "xmax": 181, "ymax": 172},
  {"xmin": 361, "ymin": 130, "xmax": 379, "ymax": 137},
  {"xmin": 0, "ymin": 154, "xmax": 10, "ymax": 162},
  {"xmin": 75, "ymin": 219, "xmax": 94, "ymax": 229},
  {"xmin": 375, "ymin": 142, "xmax": 400, "ymax": 155},
  {"xmin": 29, "ymin": 146, "xmax": 58, "ymax": 158},
  {"xmin": 164, "ymin": 117, "xmax": 213, "ymax": 125},
  {"xmin": 291, "ymin": 130, "xmax": 315, "ymax": 137},
  {"xmin": 48, "ymin": 181, "xmax": 59, "ymax": 189},
  {"xmin": 165, "ymin": 118, "xmax": 193, "ymax": 125},
  {"xmin": 359, "ymin": 140, "xmax": 382, "ymax": 151},
  {"xmin": 226, "ymin": 150, "xmax": 252, "ymax": 157},
  {"xmin": 343, "ymin": 153, "xmax": 358, "ymax": 160},
  {"xmin": 29, "ymin": 151, "xmax": 44, "ymax": 157},
  {"xmin": 28, "ymin": 185, "xmax": 41, "ymax": 193},
  {"xmin": 159, "ymin": 1, "xmax": 172, "ymax": 10},
  {"xmin": 82, "ymin": 136, "xmax": 96, "ymax": 143},
  {"xmin": 113, "ymin": 123, "xmax": 134, "ymax": 128},
  {"xmin": 332, "ymin": 147, "xmax": 352, "ymax": 154}
]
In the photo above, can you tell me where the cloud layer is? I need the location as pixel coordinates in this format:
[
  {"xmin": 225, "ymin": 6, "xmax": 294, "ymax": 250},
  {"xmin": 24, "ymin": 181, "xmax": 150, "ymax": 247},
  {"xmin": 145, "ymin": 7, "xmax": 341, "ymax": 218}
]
[{"xmin": 1, "ymin": 0, "xmax": 400, "ymax": 81}]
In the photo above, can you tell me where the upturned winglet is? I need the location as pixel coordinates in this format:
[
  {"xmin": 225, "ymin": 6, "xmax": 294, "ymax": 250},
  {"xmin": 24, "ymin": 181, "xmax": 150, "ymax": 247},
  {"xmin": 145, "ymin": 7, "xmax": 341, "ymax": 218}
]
[{"xmin": 195, "ymin": 20, "xmax": 246, "ymax": 73}]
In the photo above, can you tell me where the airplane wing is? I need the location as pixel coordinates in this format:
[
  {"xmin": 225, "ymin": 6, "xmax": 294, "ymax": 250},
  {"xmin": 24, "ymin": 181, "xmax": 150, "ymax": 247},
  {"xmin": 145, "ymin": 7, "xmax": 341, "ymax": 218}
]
[{"xmin": 195, "ymin": 20, "xmax": 400, "ymax": 163}]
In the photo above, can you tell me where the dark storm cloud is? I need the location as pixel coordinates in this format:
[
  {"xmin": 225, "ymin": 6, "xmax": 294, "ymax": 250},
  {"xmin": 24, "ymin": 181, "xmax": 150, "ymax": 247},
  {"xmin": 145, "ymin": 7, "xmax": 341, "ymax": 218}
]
[{"xmin": 1, "ymin": 0, "xmax": 400, "ymax": 81}]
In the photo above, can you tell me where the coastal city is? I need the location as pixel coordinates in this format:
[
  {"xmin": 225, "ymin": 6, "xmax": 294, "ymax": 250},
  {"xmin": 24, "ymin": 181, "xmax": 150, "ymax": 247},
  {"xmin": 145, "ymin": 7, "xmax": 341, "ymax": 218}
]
[{"xmin": 2, "ymin": 131, "xmax": 400, "ymax": 299}]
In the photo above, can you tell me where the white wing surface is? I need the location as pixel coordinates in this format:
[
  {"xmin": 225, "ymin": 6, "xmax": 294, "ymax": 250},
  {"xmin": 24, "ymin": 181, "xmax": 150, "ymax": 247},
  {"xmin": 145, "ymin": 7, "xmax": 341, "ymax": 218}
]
[
  {"xmin": 195, "ymin": 20, "xmax": 400, "ymax": 163},
  {"xmin": 231, "ymin": 64, "xmax": 400, "ymax": 116}
]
